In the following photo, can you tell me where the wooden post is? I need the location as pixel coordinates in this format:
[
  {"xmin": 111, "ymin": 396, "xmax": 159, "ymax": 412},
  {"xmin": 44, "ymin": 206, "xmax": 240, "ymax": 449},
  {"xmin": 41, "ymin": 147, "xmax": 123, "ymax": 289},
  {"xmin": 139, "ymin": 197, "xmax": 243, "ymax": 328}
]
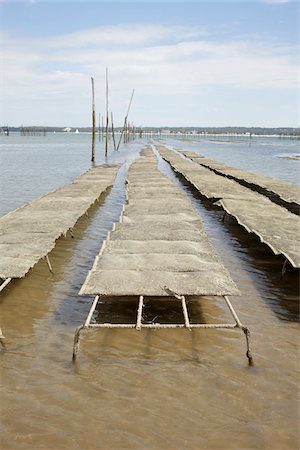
[
  {"xmin": 116, "ymin": 89, "xmax": 135, "ymax": 151},
  {"xmin": 111, "ymin": 112, "xmax": 117, "ymax": 151},
  {"xmin": 98, "ymin": 113, "xmax": 101, "ymax": 142},
  {"xmin": 105, "ymin": 68, "xmax": 109, "ymax": 158},
  {"xmin": 123, "ymin": 119, "xmax": 127, "ymax": 143},
  {"xmin": 91, "ymin": 77, "xmax": 96, "ymax": 162}
]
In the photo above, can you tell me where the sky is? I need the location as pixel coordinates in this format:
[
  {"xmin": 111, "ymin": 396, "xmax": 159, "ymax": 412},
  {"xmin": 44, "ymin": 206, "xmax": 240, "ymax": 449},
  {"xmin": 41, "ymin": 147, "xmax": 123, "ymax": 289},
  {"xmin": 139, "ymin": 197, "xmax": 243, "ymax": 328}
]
[{"xmin": 0, "ymin": 1, "xmax": 299, "ymax": 127}]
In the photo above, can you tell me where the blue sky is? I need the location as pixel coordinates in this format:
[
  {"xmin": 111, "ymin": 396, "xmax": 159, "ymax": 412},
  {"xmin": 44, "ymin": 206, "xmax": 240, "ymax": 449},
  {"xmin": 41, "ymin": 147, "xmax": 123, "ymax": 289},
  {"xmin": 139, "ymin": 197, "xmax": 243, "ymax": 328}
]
[{"xmin": 1, "ymin": 1, "xmax": 299, "ymax": 127}]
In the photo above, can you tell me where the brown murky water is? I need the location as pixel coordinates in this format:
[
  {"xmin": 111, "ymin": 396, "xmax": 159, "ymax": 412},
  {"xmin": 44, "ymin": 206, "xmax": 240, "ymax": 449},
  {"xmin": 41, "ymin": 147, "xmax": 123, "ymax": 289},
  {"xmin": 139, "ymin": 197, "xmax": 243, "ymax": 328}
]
[{"xmin": 1, "ymin": 144, "xmax": 299, "ymax": 450}]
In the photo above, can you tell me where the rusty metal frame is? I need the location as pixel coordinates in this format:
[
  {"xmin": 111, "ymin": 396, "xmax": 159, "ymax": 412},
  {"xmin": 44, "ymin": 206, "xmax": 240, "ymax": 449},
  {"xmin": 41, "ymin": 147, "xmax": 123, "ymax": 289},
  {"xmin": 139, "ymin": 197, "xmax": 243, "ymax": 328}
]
[{"xmin": 72, "ymin": 294, "xmax": 253, "ymax": 364}]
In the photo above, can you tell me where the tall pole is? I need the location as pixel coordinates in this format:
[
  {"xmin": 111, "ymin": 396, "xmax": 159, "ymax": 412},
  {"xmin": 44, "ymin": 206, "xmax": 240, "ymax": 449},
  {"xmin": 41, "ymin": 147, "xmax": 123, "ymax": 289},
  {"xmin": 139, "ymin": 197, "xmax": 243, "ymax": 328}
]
[
  {"xmin": 98, "ymin": 113, "xmax": 101, "ymax": 142},
  {"xmin": 105, "ymin": 68, "xmax": 109, "ymax": 158},
  {"xmin": 91, "ymin": 77, "xmax": 96, "ymax": 162},
  {"xmin": 116, "ymin": 89, "xmax": 135, "ymax": 151},
  {"xmin": 111, "ymin": 112, "xmax": 117, "ymax": 151}
]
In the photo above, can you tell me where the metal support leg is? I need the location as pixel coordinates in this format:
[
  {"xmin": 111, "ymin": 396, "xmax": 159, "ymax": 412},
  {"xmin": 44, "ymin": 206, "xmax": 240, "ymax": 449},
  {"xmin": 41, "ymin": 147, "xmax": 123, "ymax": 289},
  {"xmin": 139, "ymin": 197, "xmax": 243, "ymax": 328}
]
[
  {"xmin": 72, "ymin": 295, "xmax": 100, "ymax": 360},
  {"xmin": 279, "ymin": 258, "xmax": 288, "ymax": 281},
  {"xmin": 136, "ymin": 296, "xmax": 144, "ymax": 330},
  {"xmin": 72, "ymin": 325, "xmax": 85, "ymax": 359},
  {"xmin": 0, "ymin": 278, "xmax": 12, "ymax": 293},
  {"xmin": 181, "ymin": 296, "xmax": 191, "ymax": 330},
  {"xmin": 224, "ymin": 296, "xmax": 242, "ymax": 327},
  {"xmin": 45, "ymin": 255, "xmax": 53, "ymax": 273},
  {"xmin": 163, "ymin": 288, "xmax": 192, "ymax": 331},
  {"xmin": 242, "ymin": 327, "xmax": 253, "ymax": 365},
  {"xmin": 224, "ymin": 296, "xmax": 253, "ymax": 365},
  {"xmin": 0, "ymin": 327, "xmax": 5, "ymax": 349},
  {"xmin": 84, "ymin": 295, "xmax": 100, "ymax": 327}
]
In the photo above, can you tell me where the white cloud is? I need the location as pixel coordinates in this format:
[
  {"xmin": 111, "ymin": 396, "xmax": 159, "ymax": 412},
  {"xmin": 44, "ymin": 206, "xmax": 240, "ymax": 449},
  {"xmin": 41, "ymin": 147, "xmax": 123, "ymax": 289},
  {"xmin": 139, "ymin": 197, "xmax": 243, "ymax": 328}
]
[
  {"xmin": 48, "ymin": 24, "xmax": 208, "ymax": 49},
  {"xmin": 262, "ymin": 0, "xmax": 292, "ymax": 4},
  {"xmin": 0, "ymin": 24, "xmax": 298, "ymax": 125}
]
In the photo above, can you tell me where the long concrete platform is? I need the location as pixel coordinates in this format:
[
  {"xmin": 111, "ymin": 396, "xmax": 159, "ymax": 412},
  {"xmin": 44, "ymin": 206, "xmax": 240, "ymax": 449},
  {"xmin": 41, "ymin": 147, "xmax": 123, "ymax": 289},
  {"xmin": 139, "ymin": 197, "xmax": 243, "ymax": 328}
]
[
  {"xmin": 80, "ymin": 150, "xmax": 239, "ymax": 297},
  {"xmin": 180, "ymin": 149, "xmax": 300, "ymax": 212},
  {"xmin": 0, "ymin": 165, "xmax": 119, "ymax": 286},
  {"xmin": 156, "ymin": 145, "xmax": 300, "ymax": 269},
  {"xmin": 73, "ymin": 148, "xmax": 253, "ymax": 363}
]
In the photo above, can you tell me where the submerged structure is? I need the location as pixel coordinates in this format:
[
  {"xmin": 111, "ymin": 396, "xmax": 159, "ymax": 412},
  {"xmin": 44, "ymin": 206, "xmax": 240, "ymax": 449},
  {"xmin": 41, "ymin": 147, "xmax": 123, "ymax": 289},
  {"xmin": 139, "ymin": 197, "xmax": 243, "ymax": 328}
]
[
  {"xmin": 73, "ymin": 148, "xmax": 252, "ymax": 363},
  {"xmin": 156, "ymin": 145, "xmax": 300, "ymax": 272},
  {"xmin": 179, "ymin": 149, "xmax": 300, "ymax": 213},
  {"xmin": 0, "ymin": 165, "xmax": 119, "ymax": 291}
]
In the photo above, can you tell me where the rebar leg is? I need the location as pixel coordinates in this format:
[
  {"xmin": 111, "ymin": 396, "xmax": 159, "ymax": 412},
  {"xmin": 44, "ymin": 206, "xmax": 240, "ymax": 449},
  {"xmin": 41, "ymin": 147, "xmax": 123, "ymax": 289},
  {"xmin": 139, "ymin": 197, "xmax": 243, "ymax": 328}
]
[
  {"xmin": 242, "ymin": 327, "xmax": 253, "ymax": 365},
  {"xmin": 279, "ymin": 258, "xmax": 288, "ymax": 281},
  {"xmin": 0, "ymin": 327, "xmax": 6, "ymax": 349},
  {"xmin": 136, "ymin": 296, "xmax": 144, "ymax": 331},
  {"xmin": 224, "ymin": 296, "xmax": 253, "ymax": 365},
  {"xmin": 181, "ymin": 296, "xmax": 191, "ymax": 331},
  {"xmin": 45, "ymin": 255, "xmax": 53, "ymax": 273},
  {"xmin": 72, "ymin": 325, "xmax": 85, "ymax": 360},
  {"xmin": 0, "ymin": 278, "xmax": 12, "ymax": 293}
]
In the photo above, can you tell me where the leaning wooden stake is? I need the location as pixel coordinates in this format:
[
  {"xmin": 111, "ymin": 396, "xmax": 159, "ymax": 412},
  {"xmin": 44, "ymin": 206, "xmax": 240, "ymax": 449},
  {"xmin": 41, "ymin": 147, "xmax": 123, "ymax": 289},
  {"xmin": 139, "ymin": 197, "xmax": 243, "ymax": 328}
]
[
  {"xmin": 116, "ymin": 89, "xmax": 135, "ymax": 151},
  {"xmin": 91, "ymin": 77, "xmax": 96, "ymax": 162},
  {"xmin": 105, "ymin": 68, "xmax": 109, "ymax": 158}
]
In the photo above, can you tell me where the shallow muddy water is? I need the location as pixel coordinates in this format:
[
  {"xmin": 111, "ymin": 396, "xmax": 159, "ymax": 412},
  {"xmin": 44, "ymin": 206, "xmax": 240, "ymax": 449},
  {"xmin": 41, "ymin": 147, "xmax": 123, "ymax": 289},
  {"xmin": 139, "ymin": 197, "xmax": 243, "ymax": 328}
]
[{"xmin": 0, "ymin": 135, "xmax": 299, "ymax": 449}]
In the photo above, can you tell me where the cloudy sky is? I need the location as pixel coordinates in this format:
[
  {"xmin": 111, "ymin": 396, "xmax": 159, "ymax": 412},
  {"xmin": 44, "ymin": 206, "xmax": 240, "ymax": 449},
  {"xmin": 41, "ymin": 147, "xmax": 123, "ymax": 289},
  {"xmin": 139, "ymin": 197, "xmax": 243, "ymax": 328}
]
[{"xmin": 1, "ymin": 1, "xmax": 298, "ymax": 127}]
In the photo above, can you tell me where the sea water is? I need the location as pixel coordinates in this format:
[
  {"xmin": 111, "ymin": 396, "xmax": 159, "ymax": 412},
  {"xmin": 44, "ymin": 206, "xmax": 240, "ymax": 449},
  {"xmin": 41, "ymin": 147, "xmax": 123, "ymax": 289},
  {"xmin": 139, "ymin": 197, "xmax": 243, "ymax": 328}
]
[{"xmin": 0, "ymin": 132, "xmax": 299, "ymax": 450}]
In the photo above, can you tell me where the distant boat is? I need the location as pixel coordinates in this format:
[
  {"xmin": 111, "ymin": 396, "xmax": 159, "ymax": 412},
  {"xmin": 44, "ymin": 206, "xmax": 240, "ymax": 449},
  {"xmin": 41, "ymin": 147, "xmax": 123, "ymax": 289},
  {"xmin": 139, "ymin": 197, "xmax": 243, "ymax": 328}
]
[{"xmin": 75, "ymin": 129, "xmax": 79, "ymax": 134}]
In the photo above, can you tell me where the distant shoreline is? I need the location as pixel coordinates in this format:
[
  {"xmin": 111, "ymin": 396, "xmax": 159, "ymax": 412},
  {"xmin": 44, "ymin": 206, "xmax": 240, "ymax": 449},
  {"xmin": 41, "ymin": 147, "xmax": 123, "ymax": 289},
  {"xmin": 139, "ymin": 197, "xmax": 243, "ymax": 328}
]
[
  {"xmin": 1, "ymin": 126, "xmax": 299, "ymax": 138},
  {"xmin": 1, "ymin": 130, "xmax": 299, "ymax": 139}
]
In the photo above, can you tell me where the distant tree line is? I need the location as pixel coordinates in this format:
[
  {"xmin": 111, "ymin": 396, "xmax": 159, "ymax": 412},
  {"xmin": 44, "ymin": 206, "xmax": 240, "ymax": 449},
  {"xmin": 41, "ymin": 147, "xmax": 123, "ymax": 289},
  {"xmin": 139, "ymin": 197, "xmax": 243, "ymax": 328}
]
[{"xmin": 2, "ymin": 125, "xmax": 299, "ymax": 136}]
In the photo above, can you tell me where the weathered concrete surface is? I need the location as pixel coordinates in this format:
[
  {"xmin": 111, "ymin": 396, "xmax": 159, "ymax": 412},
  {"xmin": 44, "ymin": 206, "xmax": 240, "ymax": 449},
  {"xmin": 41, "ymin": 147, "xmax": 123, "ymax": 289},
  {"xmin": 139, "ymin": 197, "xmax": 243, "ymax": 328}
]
[
  {"xmin": 180, "ymin": 149, "xmax": 300, "ymax": 208},
  {"xmin": 156, "ymin": 145, "xmax": 300, "ymax": 268},
  {"xmin": 80, "ymin": 148, "xmax": 239, "ymax": 297},
  {"xmin": 0, "ymin": 166, "xmax": 119, "ymax": 279}
]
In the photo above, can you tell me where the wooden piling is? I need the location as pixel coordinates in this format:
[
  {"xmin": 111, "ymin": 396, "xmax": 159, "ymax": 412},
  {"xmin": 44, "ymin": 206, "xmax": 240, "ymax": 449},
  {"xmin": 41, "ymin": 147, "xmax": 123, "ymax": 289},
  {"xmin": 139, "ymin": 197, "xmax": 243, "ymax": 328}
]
[
  {"xmin": 98, "ymin": 113, "xmax": 101, "ymax": 142},
  {"xmin": 111, "ymin": 112, "xmax": 117, "ymax": 151},
  {"xmin": 117, "ymin": 89, "xmax": 135, "ymax": 151},
  {"xmin": 105, "ymin": 68, "xmax": 109, "ymax": 158},
  {"xmin": 91, "ymin": 77, "xmax": 96, "ymax": 162}
]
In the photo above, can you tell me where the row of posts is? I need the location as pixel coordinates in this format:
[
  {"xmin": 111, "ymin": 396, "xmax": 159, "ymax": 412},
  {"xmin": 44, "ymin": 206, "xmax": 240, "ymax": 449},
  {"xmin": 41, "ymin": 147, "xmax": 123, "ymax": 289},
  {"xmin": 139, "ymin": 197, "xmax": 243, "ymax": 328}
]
[
  {"xmin": 1, "ymin": 127, "xmax": 47, "ymax": 136},
  {"xmin": 91, "ymin": 71, "xmax": 136, "ymax": 161},
  {"xmin": 97, "ymin": 120, "xmax": 141, "ymax": 142}
]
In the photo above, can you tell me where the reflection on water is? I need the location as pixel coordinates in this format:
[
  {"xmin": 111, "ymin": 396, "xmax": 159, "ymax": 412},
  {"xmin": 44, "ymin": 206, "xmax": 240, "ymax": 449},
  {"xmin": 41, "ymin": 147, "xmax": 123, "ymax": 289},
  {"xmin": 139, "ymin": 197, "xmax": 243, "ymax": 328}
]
[{"xmin": 0, "ymin": 136, "xmax": 299, "ymax": 450}]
